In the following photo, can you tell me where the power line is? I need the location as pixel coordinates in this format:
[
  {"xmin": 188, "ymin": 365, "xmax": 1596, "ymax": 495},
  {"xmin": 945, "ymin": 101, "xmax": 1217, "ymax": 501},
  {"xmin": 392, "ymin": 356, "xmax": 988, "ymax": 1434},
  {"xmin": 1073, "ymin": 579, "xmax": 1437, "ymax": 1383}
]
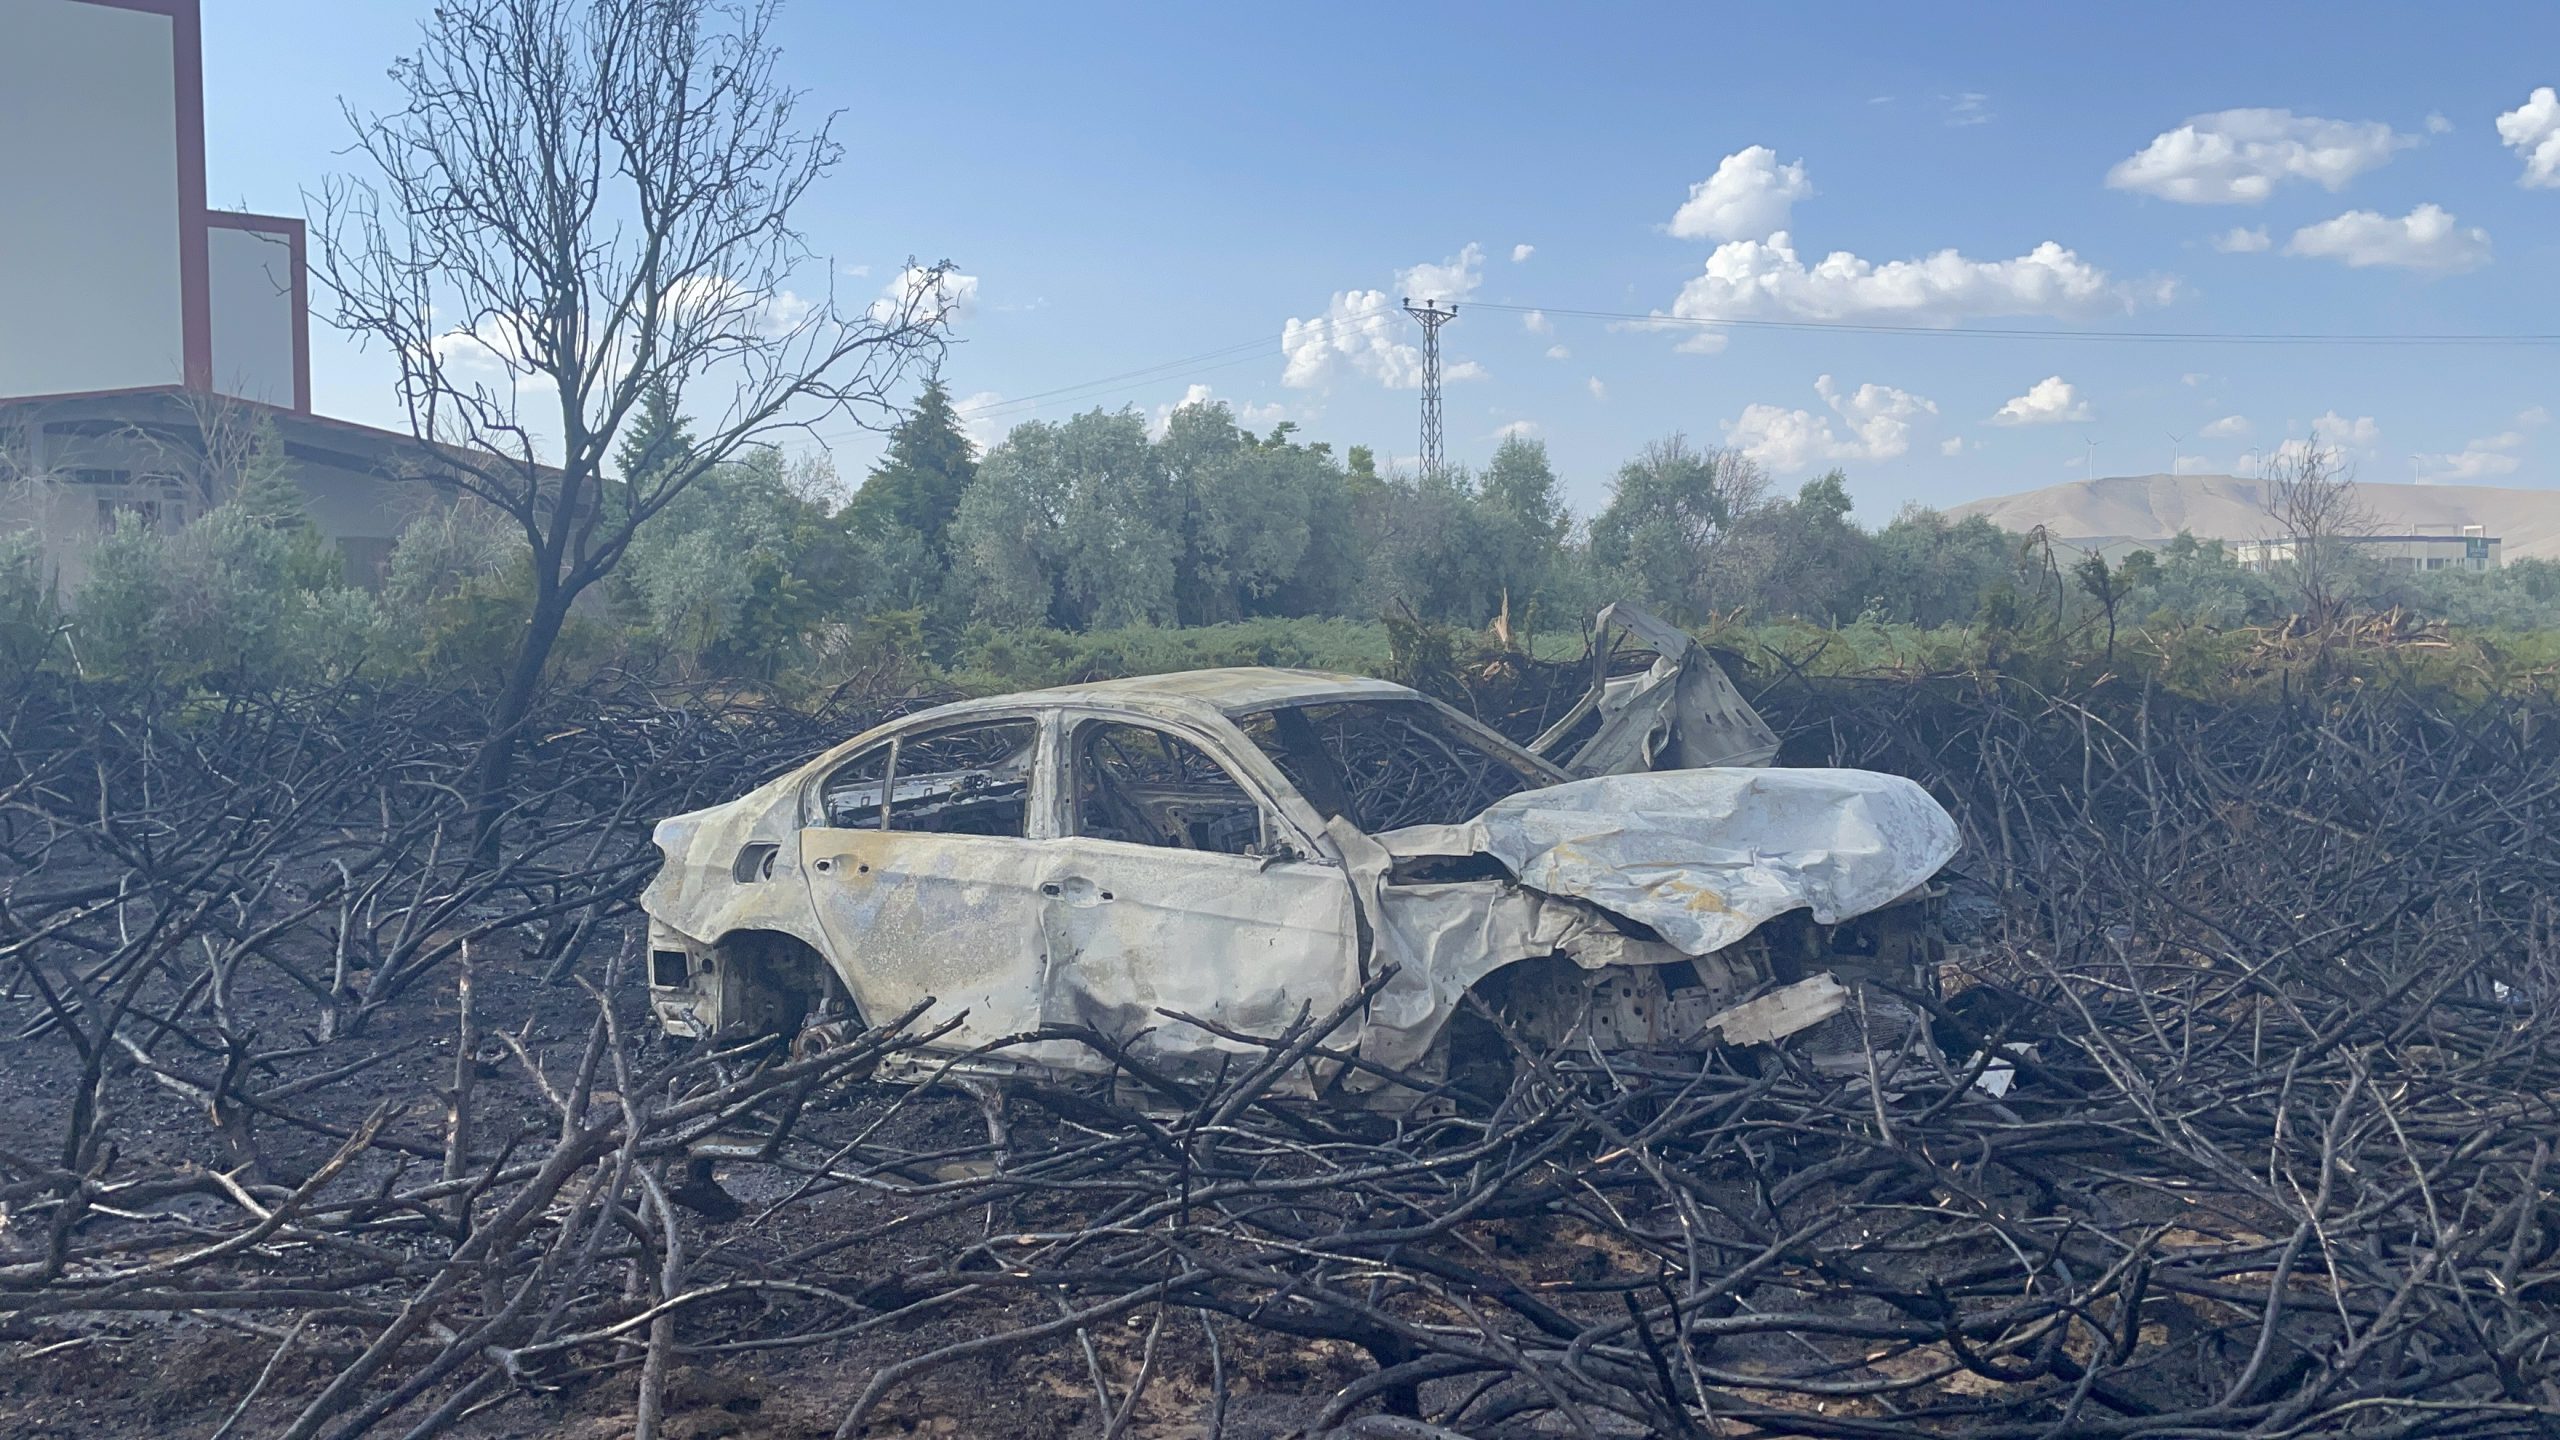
[
  {"xmin": 1462, "ymin": 301, "xmax": 2560, "ymax": 347},
  {"xmin": 810, "ymin": 294, "xmax": 2560, "ymax": 449}
]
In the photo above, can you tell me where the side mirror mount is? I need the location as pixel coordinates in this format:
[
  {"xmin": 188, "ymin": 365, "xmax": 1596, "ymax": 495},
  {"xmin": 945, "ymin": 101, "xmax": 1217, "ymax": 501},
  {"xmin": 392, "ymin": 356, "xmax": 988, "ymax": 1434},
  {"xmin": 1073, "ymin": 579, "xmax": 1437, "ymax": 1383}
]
[{"xmin": 1250, "ymin": 831, "xmax": 1309, "ymax": 870}]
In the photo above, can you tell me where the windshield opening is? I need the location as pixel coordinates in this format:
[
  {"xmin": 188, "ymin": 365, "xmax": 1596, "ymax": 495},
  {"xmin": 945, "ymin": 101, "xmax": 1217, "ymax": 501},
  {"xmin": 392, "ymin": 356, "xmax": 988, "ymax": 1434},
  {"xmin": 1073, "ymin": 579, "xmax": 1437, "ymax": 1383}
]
[{"xmin": 1238, "ymin": 698, "xmax": 1555, "ymax": 833}]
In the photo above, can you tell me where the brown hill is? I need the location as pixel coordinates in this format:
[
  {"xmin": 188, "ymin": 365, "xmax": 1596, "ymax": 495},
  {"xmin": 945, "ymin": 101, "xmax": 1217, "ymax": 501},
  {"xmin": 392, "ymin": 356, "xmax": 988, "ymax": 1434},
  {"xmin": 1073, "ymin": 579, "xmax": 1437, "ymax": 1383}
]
[{"xmin": 1948, "ymin": 474, "xmax": 2560, "ymax": 561}]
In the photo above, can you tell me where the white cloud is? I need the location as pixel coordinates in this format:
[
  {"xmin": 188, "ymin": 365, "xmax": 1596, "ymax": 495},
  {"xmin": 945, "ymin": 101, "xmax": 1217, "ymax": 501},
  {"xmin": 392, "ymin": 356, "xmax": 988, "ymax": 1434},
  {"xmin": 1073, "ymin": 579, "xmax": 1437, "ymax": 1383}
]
[
  {"xmin": 839, "ymin": 263, "xmax": 872, "ymax": 278},
  {"xmin": 2414, "ymin": 424, "xmax": 2525, "ymax": 483},
  {"xmin": 2312, "ymin": 411, "xmax": 2382, "ymax": 448},
  {"xmin": 1664, "ymin": 231, "xmax": 2147, "ymax": 336},
  {"xmin": 2201, "ymin": 414, "xmax": 2251, "ymax": 439},
  {"xmin": 869, "ymin": 265, "xmax": 979, "ymax": 325},
  {"xmin": 1725, "ymin": 404, "xmax": 1856, "ymax": 473},
  {"xmin": 1655, "ymin": 154, "xmax": 2165, "ymax": 342},
  {"xmin": 655, "ymin": 271, "xmax": 814, "ymax": 338},
  {"xmin": 2211, "ymin": 225, "xmax": 2271, "ymax": 253},
  {"xmin": 1282, "ymin": 289, "xmax": 1412, "ymax": 389},
  {"xmin": 1398, "ymin": 243, "xmax": 1484, "ymax": 305},
  {"xmin": 1669, "ymin": 146, "xmax": 1813, "ymax": 242},
  {"xmin": 2105, "ymin": 109, "xmax": 2416, "ymax": 203},
  {"xmin": 2286, "ymin": 204, "xmax": 2490, "ymax": 272},
  {"xmin": 2181, "ymin": 372, "xmax": 2208, "ymax": 387},
  {"xmin": 2258, "ymin": 438, "xmax": 2338, "ymax": 475},
  {"xmin": 438, "ymin": 273, "xmax": 827, "ymax": 392},
  {"xmin": 1282, "ymin": 245, "xmax": 1487, "ymax": 390},
  {"xmin": 1493, "ymin": 419, "xmax": 1541, "ymax": 442},
  {"xmin": 442, "ymin": 275, "xmax": 816, "ymax": 389},
  {"xmin": 1150, "ymin": 384, "xmax": 1213, "ymax": 437},
  {"xmin": 2261, "ymin": 413, "xmax": 2381, "ymax": 473},
  {"xmin": 1989, "ymin": 375, "xmax": 2093, "ymax": 426},
  {"xmin": 1940, "ymin": 436, "xmax": 1966, "ymax": 457},
  {"xmin": 1511, "ymin": 243, "xmax": 1536, "ymax": 263},
  {"xmin": 1944, "ymin": 92, "xmax": 1992, "ymax": 127},
  {"xmin": 2173, "ymin": 454, "xmax": 2212, "ymax": 474},
  {"xmin": 666, "ymin": 273, "xmax": 817, "ymax": 337},
  {"xmin": 1724, "ymin": 375, "xmax": 1937, "ymax": 473},
  {"xmin": 1153, "ymin": 383, "xmax": 1285, "ymax": 437},
  {"xmin": 1522, "ymin": 309, "xmax": 1551, "ymax": 334},
  {"xmin": 762, "ymin": 289, "xmax": 815, "ymax": 331},
  {"xmin": 1586, "ymin": 376, "xmax": 1607, "ymax": 400},
  {"xmin": 428, "ymin": 312, "xmax": 544, "ymax": 378},
  {"xmin": 2521, "ymin": 405, "xmax": 2552, "ymax": 428},
  {"xmin": 952, "ymin": 390, "xmax": 1007, "ymax": 452},
  {"xmin": 2425, "ymin": 112, "xmax": 2454, "ymax": 136},
  {"xmin": 2413, "ymin": 452, "xmax": 2519, "ymax": 484},
  {"xmin": 1545, "ymin": 344, "xmax": 1571, "ymax": 360},
  {"xmin": 2499, "ymin": 87, "xmax": 2560, "ymax": 187}
]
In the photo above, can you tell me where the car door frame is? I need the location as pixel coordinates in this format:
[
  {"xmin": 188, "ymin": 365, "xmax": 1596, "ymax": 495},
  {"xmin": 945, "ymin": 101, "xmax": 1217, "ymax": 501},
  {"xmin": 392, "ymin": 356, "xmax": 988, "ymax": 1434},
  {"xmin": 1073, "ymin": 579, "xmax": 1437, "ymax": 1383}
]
[
  {"xmin": 792, "ymin": 706, "xmax": 1065, "ymax": 1062},
  {"xmin": 1035, "ymin": 704, "xmax": 1368, "ymax": 1080}
]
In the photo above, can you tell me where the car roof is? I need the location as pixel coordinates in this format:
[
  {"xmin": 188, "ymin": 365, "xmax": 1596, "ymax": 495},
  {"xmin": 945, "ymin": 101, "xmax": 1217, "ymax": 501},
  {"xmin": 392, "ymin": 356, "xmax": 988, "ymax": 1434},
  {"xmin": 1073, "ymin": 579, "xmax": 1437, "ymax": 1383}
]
[
  {"xmin": 883, "ymin": 668, "xmax": 1417, "ymax": 734},
  {"xmin": 826, "ymin": 666, "xmax": 1562, "ymax": 791},
  {"xmin": 1014, "ymin": 666, "xmax": 1415, "ymax": 717}
]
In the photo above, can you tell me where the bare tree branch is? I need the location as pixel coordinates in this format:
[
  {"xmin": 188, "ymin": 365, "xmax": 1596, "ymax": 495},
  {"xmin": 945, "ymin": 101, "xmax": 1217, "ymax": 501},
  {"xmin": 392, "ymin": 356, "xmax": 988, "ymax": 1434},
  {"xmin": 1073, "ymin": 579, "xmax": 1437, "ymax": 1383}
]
[{"xmin": 308, "ymin": 0, "xmax": 956, "ymax": 851}]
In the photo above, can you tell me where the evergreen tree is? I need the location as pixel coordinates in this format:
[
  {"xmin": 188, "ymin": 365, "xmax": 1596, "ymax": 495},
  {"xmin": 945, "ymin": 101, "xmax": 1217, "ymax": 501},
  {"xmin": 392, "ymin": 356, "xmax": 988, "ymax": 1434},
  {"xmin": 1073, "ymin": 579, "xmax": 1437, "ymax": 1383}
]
[
  {"xmin": 1479, "ymin": 435, "xmax": 1566, "ymax": 540},
  {"xmin": 615, "ymin": 380, "xmax": 698, "ymax": 490},
  {"xmin": 225, "ymin": 416, "xmax": 305, "ymax": 528},
  {"xmin": 847, "ymin": 377, "xmax": 978, "ymax": 555},
  {"xmin": 217, "ymin": 413, "xmax": 350, "ymax": 590},
  {"xmin": 1343, "ymin": 445, "xmax": 1386, "ymax": 505}
]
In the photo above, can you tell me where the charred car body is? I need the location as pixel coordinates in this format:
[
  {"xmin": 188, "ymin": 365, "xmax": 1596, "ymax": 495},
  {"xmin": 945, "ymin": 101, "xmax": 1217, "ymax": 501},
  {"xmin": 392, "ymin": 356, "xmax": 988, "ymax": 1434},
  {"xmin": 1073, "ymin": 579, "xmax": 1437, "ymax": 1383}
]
[{"xmin": 641, "ymin": 615, "xmax": 1960, "ymax": 1101}]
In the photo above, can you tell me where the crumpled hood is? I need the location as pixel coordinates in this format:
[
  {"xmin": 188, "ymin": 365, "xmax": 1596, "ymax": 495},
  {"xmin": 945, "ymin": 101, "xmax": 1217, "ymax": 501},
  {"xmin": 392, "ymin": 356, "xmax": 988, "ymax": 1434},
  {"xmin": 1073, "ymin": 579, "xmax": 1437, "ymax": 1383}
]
[{"xmin": 1373, "ymin": 768, "xmax": 1961, "ymax": 957}]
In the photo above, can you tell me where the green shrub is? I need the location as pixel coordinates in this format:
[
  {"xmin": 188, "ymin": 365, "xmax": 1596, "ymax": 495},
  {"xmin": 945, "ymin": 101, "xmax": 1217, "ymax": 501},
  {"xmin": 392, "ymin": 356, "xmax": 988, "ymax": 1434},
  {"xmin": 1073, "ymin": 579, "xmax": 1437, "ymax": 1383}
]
[
  {"xmin": 0, "ymin": 530, "xmax": 64, "ymax": 677},
  {"xmin": 73, "ymin": 498, "xmax": 395, "ymax": 687}
]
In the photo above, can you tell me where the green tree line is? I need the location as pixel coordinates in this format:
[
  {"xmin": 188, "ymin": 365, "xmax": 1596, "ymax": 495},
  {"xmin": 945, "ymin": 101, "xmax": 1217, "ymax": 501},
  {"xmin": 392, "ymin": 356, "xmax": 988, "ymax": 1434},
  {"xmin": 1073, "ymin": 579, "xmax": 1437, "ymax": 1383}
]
[{"xmin": 11, "ymin": 380, "xmax": 2560, "ymax": 693}]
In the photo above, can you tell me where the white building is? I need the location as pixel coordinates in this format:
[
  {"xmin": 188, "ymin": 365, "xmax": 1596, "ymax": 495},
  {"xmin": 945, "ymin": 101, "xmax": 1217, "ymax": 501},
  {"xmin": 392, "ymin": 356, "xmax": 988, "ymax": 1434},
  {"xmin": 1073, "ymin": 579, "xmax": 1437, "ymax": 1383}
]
[
  {"xmin": 0, "ymin": 0, "xmax": 447, "ymax": 591},
  {"xmin": 2231, "ymin": 526, "xmax": 2502, "ymax": 576}
]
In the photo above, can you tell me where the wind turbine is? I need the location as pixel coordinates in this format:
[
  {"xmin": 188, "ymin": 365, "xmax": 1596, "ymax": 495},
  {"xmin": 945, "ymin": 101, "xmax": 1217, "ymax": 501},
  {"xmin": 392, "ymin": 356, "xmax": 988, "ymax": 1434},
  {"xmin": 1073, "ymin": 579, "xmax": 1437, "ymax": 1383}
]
[{"xmin": 2165, "ymin": 431, "xmax": 2184, "ymax": 476}]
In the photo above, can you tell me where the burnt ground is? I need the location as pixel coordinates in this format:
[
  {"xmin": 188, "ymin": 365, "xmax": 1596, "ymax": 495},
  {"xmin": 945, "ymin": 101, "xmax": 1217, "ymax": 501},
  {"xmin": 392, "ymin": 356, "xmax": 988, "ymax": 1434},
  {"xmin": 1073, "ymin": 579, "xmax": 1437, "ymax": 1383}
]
[
  {"xmin": 0, "ymin": 921, "xmax": 1385, "ymax": 1440},
  {"xmin": 2, "ymin": 666, "xmax": 2557, "ymax": 1439}
]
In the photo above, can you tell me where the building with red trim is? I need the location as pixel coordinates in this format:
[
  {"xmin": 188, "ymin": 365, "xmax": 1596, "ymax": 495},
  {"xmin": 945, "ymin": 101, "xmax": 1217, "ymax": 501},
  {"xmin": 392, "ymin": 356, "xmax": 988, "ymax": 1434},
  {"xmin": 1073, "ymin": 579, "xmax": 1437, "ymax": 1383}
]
[{"xmin": 1, "ymin": 0, "xmax": 441, "ymax": 590}]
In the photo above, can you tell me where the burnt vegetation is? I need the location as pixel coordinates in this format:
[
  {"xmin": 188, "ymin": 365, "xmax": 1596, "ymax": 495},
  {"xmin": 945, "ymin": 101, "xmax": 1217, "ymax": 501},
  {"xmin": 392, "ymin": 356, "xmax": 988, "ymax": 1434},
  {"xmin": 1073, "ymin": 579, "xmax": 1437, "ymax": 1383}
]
[{"xmin": 0, "ymin": 642, "xmax": 2555, "ymax": 1439}]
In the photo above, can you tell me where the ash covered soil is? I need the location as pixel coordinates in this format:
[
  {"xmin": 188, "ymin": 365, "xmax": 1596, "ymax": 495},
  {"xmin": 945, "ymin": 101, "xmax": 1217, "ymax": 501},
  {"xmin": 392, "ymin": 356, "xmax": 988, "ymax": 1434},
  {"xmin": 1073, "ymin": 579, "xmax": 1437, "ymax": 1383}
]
[
  {"xmin": 0, "ymin": 930, "xmax": 1375, "ymax": 1439},
  {"xmin": 4, "ymin": 663, "xmax": 2557, "ymax": 1439}
]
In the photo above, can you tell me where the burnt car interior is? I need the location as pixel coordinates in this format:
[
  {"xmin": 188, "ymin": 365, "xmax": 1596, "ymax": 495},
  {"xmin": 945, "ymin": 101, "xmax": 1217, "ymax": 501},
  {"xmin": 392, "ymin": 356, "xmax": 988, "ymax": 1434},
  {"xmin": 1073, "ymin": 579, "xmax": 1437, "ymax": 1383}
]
[
  {"xmin": 1072, "ymin": 721, "xmax": 1265, "ymax": 855},
  {"xmin": 818, "ymin": 718, "xmax": 1037, "ymax": 836},
  {"xmin": 1240, "ymin": 698, "xmax": 1552, "ymax": 832}
]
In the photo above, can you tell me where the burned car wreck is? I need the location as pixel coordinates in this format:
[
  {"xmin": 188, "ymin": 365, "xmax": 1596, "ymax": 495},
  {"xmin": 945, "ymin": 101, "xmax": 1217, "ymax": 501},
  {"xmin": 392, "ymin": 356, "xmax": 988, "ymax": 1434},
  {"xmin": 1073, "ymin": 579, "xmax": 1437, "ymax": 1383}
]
[{"xmin": 642, "ymin": 624, "xmax": 1959, "ymax": 1103}]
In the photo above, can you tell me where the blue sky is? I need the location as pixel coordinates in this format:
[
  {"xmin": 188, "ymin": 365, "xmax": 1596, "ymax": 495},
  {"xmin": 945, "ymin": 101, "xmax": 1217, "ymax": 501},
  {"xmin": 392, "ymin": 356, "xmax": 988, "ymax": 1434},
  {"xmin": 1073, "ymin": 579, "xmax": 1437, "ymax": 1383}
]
[{"xmin": 201, "ymin": 1, "xmax": 2560, "ymax": 520}]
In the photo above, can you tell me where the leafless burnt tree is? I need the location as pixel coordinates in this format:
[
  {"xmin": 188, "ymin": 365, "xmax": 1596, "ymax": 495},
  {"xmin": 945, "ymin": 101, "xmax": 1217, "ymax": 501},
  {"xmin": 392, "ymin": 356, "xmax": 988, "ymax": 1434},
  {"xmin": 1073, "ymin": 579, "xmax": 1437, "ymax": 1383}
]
[
  {"xmin": 2259, "ymin": 434, "xmax": 2377, "ymax": 628},
  {"xmin": 311, "ymin": 0, "xmax": 959, "ymax": 855}
]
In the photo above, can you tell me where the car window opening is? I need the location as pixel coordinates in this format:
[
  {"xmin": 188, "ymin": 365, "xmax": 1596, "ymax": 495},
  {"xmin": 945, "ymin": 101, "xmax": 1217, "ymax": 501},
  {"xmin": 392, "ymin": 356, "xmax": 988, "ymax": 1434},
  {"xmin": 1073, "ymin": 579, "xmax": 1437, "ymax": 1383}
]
[
  {"xmin": 1074, "ymin": 721, "xmax": 1262, "ymax": 856},
  {"xmin": 819, "ymin": 719, "xmax": 1036, "ymax": 836},
  {"xmin": 1241, "ymin": 698, "xmax": 1548, "ymax": 832}
]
